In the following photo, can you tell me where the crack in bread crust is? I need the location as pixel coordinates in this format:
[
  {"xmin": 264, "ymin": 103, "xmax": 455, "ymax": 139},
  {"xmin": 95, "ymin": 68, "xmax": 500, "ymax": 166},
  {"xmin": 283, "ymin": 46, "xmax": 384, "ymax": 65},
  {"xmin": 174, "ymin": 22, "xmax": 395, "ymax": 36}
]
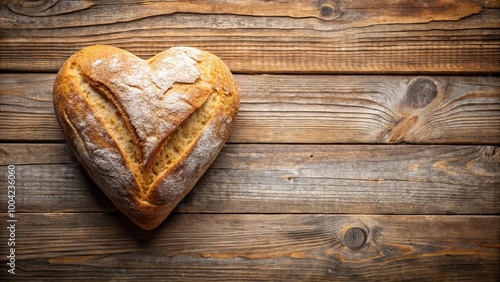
[
  {"xmin": 63, "ymin": 111, "xmax": 90, "ymax": 158},
  {"xmin": 77, "ymin": 45, "xmax": 207, "ymax": 164},
  {"xmin": 71, "ymin": 54, "xmax": 225, "ymax": 199},
  {"xmin": 77, "ymin": 68, "xmax": 220, "ymax": 197},
  {"xmin": 74, "ymin": 68, "xmax": 145, "ymax": 193},
  {"xmin": 144, "ymin": 91, "xmax": 222, "ymax": 193},
  {"xmin": 80, "ymin": 73, "xmax": 143, "ymax": 160}
]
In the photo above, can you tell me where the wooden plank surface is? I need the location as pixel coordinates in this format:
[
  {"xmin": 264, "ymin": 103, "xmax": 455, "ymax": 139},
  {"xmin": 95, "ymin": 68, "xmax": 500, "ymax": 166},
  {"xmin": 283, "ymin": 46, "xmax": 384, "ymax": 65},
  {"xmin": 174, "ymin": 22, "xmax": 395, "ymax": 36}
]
[
  {"xmin": 1, "ymin": 73, "xmax": 499, "ymax": 144},
  {"xmin": 1, "ymin": 143, "xmax": 498, "ymax": 215},
  {"xmin": 1, "ymin": 1, "xmax": 499, "ymax": 280},
  {"xmin": 0, "ymin": 213, "xmax": 498, "ymax": 281},
  {"xmin": 1, "ymin": 0, "xmax": 499, "ymax": 73}
]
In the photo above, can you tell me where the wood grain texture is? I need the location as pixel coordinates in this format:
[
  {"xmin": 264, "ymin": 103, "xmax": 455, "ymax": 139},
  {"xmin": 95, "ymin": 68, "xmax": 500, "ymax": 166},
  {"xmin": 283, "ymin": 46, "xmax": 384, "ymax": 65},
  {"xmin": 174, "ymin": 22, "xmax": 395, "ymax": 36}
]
[
  {"xmin": 1, "ymin": 143, "xmax": 498, "ymax": 215},
  {"xmin": 1, "ymin": 0, "xmax": 499, "ymax": 73},
  {"xmin": 1, "ymin": 1, "xmax": 499, "ymax": 279},
  {"xmin": 0, "ymin": 74, "xmax": 61, "ymax": 141},
  {"xmin": 0, "ymin": 213, "xmax": 498, "ymax": 281},
  {"xmin": 1, "ymin": 73, "xmax": 499, "ymax": 143},
  {"xmin": 4, "ymin": 0, "xmax": 492, "ymax": 22}
]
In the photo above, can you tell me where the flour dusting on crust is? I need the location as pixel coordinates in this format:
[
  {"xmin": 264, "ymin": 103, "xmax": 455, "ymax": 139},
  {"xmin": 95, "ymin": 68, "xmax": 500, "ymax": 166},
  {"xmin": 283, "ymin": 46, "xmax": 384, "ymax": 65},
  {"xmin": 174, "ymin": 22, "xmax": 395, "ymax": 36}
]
[
  {"xmin": 82, "ymin": 47, "xmax": 205, "ymax": 163},
  {"xmin": 67, "ymin": 104, "xmax": 135, "ymax": 195},
  {"xmin": 149, "ymin": 113, "xmax": 230, "ymax": 205},
  {"xmin": 149, "ymin": 48, "xmax": 200, "ymax": 90}
]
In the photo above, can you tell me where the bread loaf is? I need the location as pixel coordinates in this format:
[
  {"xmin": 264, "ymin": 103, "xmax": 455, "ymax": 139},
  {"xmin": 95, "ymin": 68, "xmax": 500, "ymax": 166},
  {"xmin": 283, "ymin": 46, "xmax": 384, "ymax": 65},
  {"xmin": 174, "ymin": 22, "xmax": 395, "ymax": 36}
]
[{"xmin": 53, "ymin": 45, "xmax": 239, "ymax": 230}]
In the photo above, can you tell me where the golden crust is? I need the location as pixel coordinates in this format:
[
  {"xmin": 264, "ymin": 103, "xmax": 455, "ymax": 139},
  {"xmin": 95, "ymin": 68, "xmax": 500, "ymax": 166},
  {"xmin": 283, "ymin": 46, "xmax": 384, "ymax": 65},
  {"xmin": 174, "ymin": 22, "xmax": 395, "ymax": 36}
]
[{"xmin": 53, "ymin": 45, "xmax": 239, "ymax": 230}]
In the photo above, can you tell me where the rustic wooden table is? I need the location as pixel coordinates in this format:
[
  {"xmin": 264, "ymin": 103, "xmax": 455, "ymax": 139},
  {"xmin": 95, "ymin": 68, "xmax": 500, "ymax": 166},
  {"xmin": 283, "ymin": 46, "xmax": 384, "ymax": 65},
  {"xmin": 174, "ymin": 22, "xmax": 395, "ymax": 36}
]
[{"xmin": 1, "ymin": 0, "xmax": 499, "ymax": 281}]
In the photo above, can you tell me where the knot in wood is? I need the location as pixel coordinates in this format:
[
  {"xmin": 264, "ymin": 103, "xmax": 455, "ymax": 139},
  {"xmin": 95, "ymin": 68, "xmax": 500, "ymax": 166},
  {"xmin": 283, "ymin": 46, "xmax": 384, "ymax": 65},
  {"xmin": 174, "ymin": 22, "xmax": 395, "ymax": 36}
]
[
  {"xmin": 7, "ymin": 0, "xmax": 93, "ymax": 17},
  {"xmin": 343, "ymin": 227, "xmax": 367, "ymax": 250},
  {"xmin": 320, "ymin": 4, "xmax": 335, "ymax": 17},
  {"xmin": 318, "ymin": 0, "xmax": 341, "ymax": 20},
  {"xmin": 8, "ymin": 0, "xmax": 59, "ymax": 16},
  {"xmin": 405, "ymin": 77, "xmax": 438, "ymax": 109}
]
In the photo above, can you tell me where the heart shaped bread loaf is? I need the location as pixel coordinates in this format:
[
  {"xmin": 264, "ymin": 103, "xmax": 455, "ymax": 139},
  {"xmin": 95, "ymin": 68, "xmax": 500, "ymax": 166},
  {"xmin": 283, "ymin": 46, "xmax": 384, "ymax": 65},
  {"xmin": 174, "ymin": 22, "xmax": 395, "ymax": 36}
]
[{"xmin": 53, "ymin": 45, "xmax": 239, "ymax": 230}]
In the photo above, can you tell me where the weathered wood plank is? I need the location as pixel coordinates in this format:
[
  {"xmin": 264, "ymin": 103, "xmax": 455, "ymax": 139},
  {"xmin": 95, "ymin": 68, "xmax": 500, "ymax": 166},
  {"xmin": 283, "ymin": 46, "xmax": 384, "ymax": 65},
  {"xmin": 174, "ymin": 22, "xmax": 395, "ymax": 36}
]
[
  {"xmin": 0, "ymin": 74, "xmax": 61, "ymax": 141},
  {"xmin": 1, "ymin": 143, "xmax": 498, "ymax": 215},
  {"xmin": 4, "ymin": 0, "xmax": 496, "ymax": 24},
  {"xmin": 1, "ymin": 1, "xmax": 499, "ymax": 73},
  {"xmin": 1, "ymin": 73, "xmax": 499, "ymax": 143},
  {"xmin": 0, "ymin": 213, "xmax": 498, "ymax": 281}
]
